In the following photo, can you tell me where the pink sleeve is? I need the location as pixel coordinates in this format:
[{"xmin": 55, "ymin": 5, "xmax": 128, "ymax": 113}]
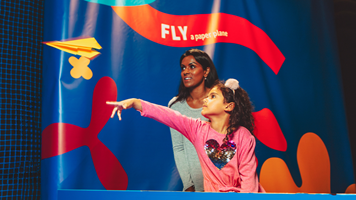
[
  {"xmin": 140, "ymin": 100, "xmax": 199, "ymax": 143},
  {"xmin": 237, "ymin": 131, "xmax": 260, "ymax": 193}
]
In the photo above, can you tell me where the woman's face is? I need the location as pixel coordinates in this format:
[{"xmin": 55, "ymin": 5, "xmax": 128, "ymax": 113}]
[{"xmin": 180, "ymin": 55, "xmax": 209, "ymax": 88}]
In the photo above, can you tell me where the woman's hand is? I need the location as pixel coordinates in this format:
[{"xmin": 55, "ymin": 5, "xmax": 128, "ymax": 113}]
[{"xmin": 106, "ymin": 98, "xmax": 142, "ymax": 120}]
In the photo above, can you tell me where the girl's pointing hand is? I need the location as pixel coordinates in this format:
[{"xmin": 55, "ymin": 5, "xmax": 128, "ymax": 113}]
[{"xmin": 106, "ymin": 98, "xmax": 142, "ymax": 120}]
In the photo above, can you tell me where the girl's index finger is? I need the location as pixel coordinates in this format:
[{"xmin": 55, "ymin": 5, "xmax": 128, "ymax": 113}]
[{"xmin": 106, "ymin": 101, "xmax": 119, "ymax": 105}]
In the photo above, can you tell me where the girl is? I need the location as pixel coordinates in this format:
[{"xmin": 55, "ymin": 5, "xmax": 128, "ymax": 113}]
[
  {"xmin": 107, "ymin": 79, "xmax": 264, "ymax": 192},
  {"xmin": 169, "ymin": 49, "xmax": 219, "ymax": 192}
]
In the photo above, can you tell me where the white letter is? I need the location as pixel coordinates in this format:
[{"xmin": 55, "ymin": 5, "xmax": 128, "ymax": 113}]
[
  {"xmin": 161, "ymin": 24, "xmax": 170, "ymax": 39},
  {"xmin": 171, "ymin": 26, "xmax": 181, "ymax": 40},
  {"xmin": 178, "ymin": 26, "xmax": 188, "ymax": 40}
]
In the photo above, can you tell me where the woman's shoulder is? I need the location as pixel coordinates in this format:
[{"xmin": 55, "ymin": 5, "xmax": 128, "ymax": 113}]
[
  {"xmin": 168, "ymin": 96, "xmax": 187, "ymax": 107},
  {"xmin": 168, "ymin": 96, "xmax": 179, "ymax": 107}
]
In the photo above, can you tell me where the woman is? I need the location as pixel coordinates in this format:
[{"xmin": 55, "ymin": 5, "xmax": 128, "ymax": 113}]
[{"xmin": 168, "ymin": 49, "xmax": 219, "ymax": 191}]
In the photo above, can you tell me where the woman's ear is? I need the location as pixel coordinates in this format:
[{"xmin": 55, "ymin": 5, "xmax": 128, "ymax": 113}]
[
  {"xmin": 204, "ymin": 67, "xmax": 211, "ymax": 77},
  {"xmin": 225, "ymin": 102, "xmax": 235, "ymax": 112}
]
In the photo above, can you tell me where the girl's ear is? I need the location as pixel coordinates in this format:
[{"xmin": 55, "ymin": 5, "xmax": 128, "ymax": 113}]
[{"xmin": 225, "ymin": 102, "xmax": 235, "ymax": 112}]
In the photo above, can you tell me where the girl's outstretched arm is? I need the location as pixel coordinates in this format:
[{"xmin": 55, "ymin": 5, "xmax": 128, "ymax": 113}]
[
  {"xmin": 106, "ymin": 98, "xmax": 142, "ymax": 120},
  {"xmin": 107, "ymin": 99, "xmax": 201, "ymax": 144}
]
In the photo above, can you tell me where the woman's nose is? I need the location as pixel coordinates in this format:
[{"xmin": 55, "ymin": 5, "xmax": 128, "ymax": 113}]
[{"xmin": 182, "ymin": 67, "xmax": 190, "ymax": 74}]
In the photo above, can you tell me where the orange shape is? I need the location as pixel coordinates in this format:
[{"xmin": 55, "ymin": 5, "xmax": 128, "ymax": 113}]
[
  {"xmin": 345, "ymin": 184, "xmax": 356, "ymax": 193},
  {"xmin": 260, "ymin": 132, "xmax": 330, "ymax": 193},
  {"xmin": 69, "ymin": 56, "xmax": 93, "ymax": 80}
]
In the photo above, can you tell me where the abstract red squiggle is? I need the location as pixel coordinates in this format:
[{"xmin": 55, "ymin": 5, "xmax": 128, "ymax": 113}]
[
  {"xmin": 112, "ymin": 5, "xmax": 285, "ymax": 74},
  {"xmin": 41, "ymin": 77, "xmax": 128, "ymax": 190},
  {"xmin": 253, "ymin": 108, "xmax": 287, "ymax": 151}
]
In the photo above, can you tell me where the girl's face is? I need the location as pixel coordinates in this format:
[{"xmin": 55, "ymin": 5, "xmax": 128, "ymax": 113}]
[
  {"xmin": 201, "ymin": 86, "xmax": 229, "ymax": 117},
  {"xmin": 180, "ymin": 55, "xmax": 209, "ymax": 88}
]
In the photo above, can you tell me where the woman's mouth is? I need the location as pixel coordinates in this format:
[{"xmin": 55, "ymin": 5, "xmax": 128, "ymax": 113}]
[{"xmin": 183, "ymin": 77, "xmax": 192, "ymax": 82}]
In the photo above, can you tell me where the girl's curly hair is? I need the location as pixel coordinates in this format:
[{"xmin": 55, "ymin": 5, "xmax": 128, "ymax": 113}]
[{"xmin": 214, "ymin": 80, "xmax": 255, "ymax": 142}]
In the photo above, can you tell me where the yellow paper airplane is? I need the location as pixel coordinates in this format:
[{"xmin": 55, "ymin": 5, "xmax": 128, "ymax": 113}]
[{"xmin": 44, "ymin": 37, "xmax": 102, "ymax": 59}]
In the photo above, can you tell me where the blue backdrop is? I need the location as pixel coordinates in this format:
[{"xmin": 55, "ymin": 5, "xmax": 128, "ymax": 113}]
[{"xmin": 41, "ymin": 0, "xmax": 355, "ymax": 199}]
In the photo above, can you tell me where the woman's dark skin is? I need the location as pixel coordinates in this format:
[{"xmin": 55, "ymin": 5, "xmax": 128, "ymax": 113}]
[{"xmin": 181, "ymin": 55, "xmax": 210, "ymax": 109}]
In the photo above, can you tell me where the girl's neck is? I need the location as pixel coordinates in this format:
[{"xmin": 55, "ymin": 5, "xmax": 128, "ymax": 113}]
[
  {"xmin": 209, "ymin": 114, "xmax": 230, "ymax": 135},
  {"xmin": 186, "ymin": 82, "xmax": 210, "ymax": 109}
]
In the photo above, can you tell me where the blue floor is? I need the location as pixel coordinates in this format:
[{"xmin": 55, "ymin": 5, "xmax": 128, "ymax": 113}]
[{"xmin": 58, "ymin": 190, "xmax": 356, "ymax": 200}]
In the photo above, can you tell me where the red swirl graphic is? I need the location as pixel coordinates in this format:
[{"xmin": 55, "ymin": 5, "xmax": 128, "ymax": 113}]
[
  {"xmin": 41, "ymin": 77, "xmax": 128, "ymax": 190},
  {"xmin": 112, "ymin": 5, "xmax": 285, "ymax": 74},
  {"xmin": 253, "ymin": 108, "xmax": 287, "ymax": 151}
]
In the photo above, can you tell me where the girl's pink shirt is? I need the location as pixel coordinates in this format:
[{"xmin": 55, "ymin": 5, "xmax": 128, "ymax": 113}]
[{"xmin": 140, "ymin": 100, "xmax": 265, "ymax": 193}]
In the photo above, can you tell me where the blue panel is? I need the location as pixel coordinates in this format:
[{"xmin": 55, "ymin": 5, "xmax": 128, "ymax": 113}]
[{"xmin": 42, "ymin": 0, "xmax": 355, "ymax": 199}]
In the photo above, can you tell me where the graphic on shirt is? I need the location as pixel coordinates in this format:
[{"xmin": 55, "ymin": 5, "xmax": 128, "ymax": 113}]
[{"xmin": 204, "ymin": 139, "xmax": 236, "ymax": 169}]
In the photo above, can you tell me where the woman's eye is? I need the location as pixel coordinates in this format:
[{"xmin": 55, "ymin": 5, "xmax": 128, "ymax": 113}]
[
  {"xmin": 181, "ymin": 67, "xmax": 186, "ymax": 71},
  {"xmin": 211, "ymin": 95, "xmax": 215, "ymax": 98},
  {"xmin": 190, "ymin": 65, "xmax": 195, "ymax": 69}
]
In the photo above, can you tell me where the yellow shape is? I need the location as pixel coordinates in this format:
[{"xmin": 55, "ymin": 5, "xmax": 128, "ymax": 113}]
[
  {"xmin": 44, "ymin": 37, "xmax": 102, "ymax": 59},
  {"xmin": 260, "ymin": 132, "xmax": 330, "ymax": 193},
  {"xmin": 69, "ymin": 56, "xmax": 93, "ymax": 80}
]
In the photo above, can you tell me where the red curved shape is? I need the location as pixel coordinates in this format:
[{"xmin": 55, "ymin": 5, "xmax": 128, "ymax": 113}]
[
  {"xmin": 90, "ymin": 141, "xmax": 129, "ymax": 190},
  {"xmin": 41, "ymin": 76, "xmax": 128, "ymax": 190},
  {"xmin": 253, "ymin": 108, "xmax": 287, "ymax": 151},
  {"xmin": 41, "ymin": 123, "xmax": 87, "ymax": 159},
  {"xmin": 112, "ymin": 5, "xmax": 285, "ymax": 74}
]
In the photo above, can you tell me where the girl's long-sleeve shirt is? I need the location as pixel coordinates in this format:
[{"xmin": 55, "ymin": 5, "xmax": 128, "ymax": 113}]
[{"xmin": 140, "ymin": 100, "xmax": 265, "ymax": 192}]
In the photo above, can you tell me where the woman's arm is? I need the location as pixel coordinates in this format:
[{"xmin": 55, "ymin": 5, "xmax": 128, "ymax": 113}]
[
  {"xmin": 170, "ymin": 128, "xmax": 195, "ymax": 190},
  {"xmin": 168, "ymin": 98, "xmax": 195, "ymax": 191}
]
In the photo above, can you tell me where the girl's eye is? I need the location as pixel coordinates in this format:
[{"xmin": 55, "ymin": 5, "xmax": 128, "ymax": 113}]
[{"xmin": 211, "ymin": 95, "xmax": 215, "ymax": 98}]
